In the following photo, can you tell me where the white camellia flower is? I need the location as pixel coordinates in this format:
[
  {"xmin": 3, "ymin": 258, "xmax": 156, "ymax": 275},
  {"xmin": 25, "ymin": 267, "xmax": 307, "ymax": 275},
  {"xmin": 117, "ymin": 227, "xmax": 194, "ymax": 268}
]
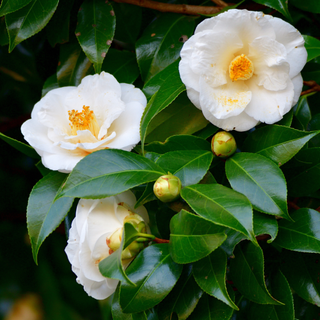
[
  {"xmin": 179, "ymin": 9, "xmax": 307, "ymax": 131},
  {"xmin": 21, "ymin": 72, "xmax": 147, "ymax": 172},
  {"xmin": 65, "ymin": 190, "xmax": 149, "ymax": 300}
]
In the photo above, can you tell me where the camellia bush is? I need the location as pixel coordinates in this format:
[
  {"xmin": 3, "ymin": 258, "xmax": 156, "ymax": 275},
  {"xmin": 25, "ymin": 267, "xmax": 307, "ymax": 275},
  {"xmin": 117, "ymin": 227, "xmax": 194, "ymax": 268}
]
[{"xmin": 1, "ymin": 0, "xmax": 320, "ymax": 319}]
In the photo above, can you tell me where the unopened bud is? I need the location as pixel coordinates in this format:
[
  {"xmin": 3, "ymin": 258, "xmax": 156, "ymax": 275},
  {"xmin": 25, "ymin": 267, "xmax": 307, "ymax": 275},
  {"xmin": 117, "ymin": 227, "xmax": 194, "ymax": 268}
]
[
  {"xmin": 124, "ymin": 213, "xmax": 146, "ymax": 233},
  {"xmin": 153, "ymin": 174, "xmax": 182, "ymax": 203},
  {"xmin": 122, "ymin": 240, "xmax": 145, "ymax": 260},
  {"xmin": 211, "ymin": 131, "xmax": 237, "ymax": 158},
  {"xmin": 106, "ymin": 228, "xmax": 122, "ymax": 253}
]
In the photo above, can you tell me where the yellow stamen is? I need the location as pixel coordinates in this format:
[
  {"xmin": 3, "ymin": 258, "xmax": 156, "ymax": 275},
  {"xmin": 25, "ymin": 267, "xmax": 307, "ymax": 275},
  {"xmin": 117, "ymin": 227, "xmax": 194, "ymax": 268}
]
[
  {"xmin": 68, "ymin": 105, "xmax": 99, "ymax": 138},
  {"xmin": 229, "ymin": 54, "xmax": 254, "ymax": 82}
]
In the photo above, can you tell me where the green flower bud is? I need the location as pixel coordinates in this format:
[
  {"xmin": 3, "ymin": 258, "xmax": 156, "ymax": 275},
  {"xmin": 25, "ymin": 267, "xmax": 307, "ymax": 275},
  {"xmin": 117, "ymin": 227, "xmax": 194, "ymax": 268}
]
[
  {"xmin": 122, "ymin": 240, "xmax": 145, "ymax": 260},
  {"xmin": 153, "ymin": 174, "xmax": 182, "ymax": 203},
  {"xmin": 211, "ymin": 131, "xmax": 237, "ymax": 158}
]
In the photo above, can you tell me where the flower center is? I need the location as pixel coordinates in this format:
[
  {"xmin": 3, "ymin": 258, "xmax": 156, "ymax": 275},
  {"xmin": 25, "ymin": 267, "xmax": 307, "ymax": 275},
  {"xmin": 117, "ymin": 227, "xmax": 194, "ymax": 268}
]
[
  {"xmin": 68, "ymin": 105, "xmax": 99, "ymax": 138},
  {"xmin": 229, "ymin": 54, "xmax": 254, "ymax": 82}
]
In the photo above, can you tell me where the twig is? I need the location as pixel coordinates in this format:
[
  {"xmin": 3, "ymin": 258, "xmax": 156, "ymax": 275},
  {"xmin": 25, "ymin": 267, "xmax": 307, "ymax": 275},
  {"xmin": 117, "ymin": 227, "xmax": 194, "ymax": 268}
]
[
  {"xmin": 211, "ymin": 0, "xmax": 228, "ymax": 7},
  {"xmin": 153, "ymin": 237, "xmax": 170, "ymax": 243},
  {"xmin": 112, "ymin": 0, "xmax": 223, "ymax": 15},
  {"xmin": 301, "ymin": 80, "xmax": 320, "ymax": 96},
  {"xmin": 288, "ymin": 200, "xmax": 300, "ymax": 211}
]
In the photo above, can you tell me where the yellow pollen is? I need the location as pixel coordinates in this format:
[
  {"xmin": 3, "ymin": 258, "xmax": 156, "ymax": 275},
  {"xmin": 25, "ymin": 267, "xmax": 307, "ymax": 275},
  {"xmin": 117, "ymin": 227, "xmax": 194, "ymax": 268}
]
[
  {"xmin": 68, "ymin": 105, "xmax": 99, "ymax": 138},
  {"xmin": 229, "ymin": 54, "xmax": 254, "ymax": 82}
]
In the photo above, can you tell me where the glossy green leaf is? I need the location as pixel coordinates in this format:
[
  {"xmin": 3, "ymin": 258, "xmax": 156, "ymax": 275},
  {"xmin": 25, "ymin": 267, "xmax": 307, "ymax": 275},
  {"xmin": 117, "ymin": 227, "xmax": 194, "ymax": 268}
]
[
  {"xmin": 134, "ymin": 183, "xmax": 156, "ymax": 209},
  {"xmin": 99, "ymin": 223, "xmax": 139, "ymax": 285},
  {"xmin": 273, "ymin": 208, "xmax": 320, "ymax": 253},
  {"xmin": 0, "ymin": 132, "xmax": 39, "ymax": 159},
  {"xmin": 293, "ymin": 96, "xmax": 311, "ymax": 130},
  {"xmin": 193, "ymin": 248, "xmax": 238, "ymax": 310},
  {"xmin": 252, "ymin": 0, "xmax": 291, "ymax": 20},
  {"xmin": 194, "ymin": 123, "xmax": 219, "ymax": 140},
  {"xmin": 286, "ymin": 148, "xmax": 320, "ymax": 197},
  {"xmin": 248, "ymin": 270, "xmax": 295, "ymax": 320},
  {"xmin": 303, "ymin": 35, "xmax": 320, "ymax": 62},
  {"xmin": 281, "ymin": 250, "xmax": 320, "ymax": 307},
  {"xmin": 6, "ymin": 0, "xmax": 59, "ymax": 52},
  {"xmin": 294, "ymin": 294, "xmax": 320, "ymax": 320},
  {"xmin": 41, "ymin": 73, "xmax": 59, "ymax": 97},
  {"xmin": 102, "ymin": 49, "xmax": 139, "ymax": 84},
  {"xmin": 181, "ymin": 184, "xmax": 256, "ymax": 243},
  {"xmin": 242, "ymin": 125, "xmax": 318, "ymax": 166},
  {"xmin": 57, "ymin": 40, "xmax": 94, "ymax": 87},
  {"xmin": 253, "ymin": 211, "xmax": 278, "ymax": 243},
  {"xmin": 169, "ymin": 210, "xmax": 226, "ymax": 264},
  {"xmin": 188, "ymin": 293, "xmax": 234, "ymax": 320},
  {"xmin": 46, "ymin": 0, "xmax": 74, "ymax": 46},
  {"xmin": 158, "ymin": 265, "xmax": 203, "ymax": 320},
  {"xmin": 290, "ymin": 0, "xmax": 320, "ymax": 13},
  {"xmin": 0, "ymin": 0, "xmax": 32, "ymax": 16},
  {"xmin": 136, "ymin": 13, "xmax": 195, "ymax": 82},
  {"xmin": 229, "ymin": 242, "xmax": 282, "ymax": 305},
  {"xmin": 226, "ymin": 153, "xmax": 290, "ymax": 220},
  {"xmin": 302, "ymin": 62, "xmax": 320, "ymax": 83},
  {"xmin": 156, "ymin": 150, "xmax": 213, "ymax": 187},
  {"xmin": 27, "ymin": 171, "xmax": 74, "ymax": 264},
  {"xmin": 75, "ymin": 0, "xmax": 115, "ymax": 73},
  {"xmin": 145, "ymin": 92, "xmax": 208, "ymax": 144},
  {"xmin": 120, "ymin": 244, "xmax": 183, "ymax": 313},
  {"xmin": 220, "ymin": 229, "xmax": 246, "ymax": 256},
  {"xmin": 57, "ymin": 149, "xmax": 165, "ymax": 199},
  {"xmin": 140, "ymin": 67, "xmax": 185, "ymax": 153},
  {"xmin": 276, "ymin": 109, "xmax": 293, "ymax": 127},
  {"xmin": 145, "ymin": 135, "xmax": 211, "ymax": 154}
]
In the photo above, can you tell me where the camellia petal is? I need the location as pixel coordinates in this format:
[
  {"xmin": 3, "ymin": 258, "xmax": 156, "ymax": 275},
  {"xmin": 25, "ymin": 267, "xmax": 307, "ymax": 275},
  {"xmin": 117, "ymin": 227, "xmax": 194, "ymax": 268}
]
[{"xmin": 291, "ymin": 73, "xmax": 304, "ymax": 105}]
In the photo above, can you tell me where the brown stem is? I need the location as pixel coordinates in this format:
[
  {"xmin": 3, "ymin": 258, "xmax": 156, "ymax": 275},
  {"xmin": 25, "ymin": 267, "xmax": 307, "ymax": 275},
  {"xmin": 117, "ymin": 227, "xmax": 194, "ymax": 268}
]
[
  {"xmin": 301, "ymin": 80, "xmax": 320, "ymax": 96},
  {"xmin": 112, "ymin": 0, "xmax": 223, "ymax": 15},
  {"xmin": 288, "ymin": 200, "xmax": 300, "ymax": 211},
  {"xmin": 211, "ymin": 0, "xmax": 228, "ymax": 7},
  {"xmin": 256, "ymin": 234, "xmax": 271, "ymax": 241},
  {"xmin": 153, "ymin": 237, "xmax": 170, "ymax": 243}
]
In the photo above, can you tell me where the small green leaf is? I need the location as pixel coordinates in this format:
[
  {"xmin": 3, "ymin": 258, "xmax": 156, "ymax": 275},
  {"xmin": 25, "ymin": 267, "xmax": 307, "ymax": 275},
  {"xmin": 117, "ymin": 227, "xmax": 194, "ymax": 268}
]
[
  {"xmin": 303, "ymin": 35, "xmax": 320, "ymax": 62},
  {"xmin": 252, "ymin": 0, "xmax": 291, "ymax": 20},
  {"xmin": 57, "ymin": 149, "xmax": 165, "ymax": 199},
  {"xmin": 281, "ymin": 250, "xmax": 320, "ymax": 307},
  {"xmin": 156, "ymin": 150, "xmax": 213, "ymax": 187},
  {"xmin": 242, "ymin": 125, "xmax": 318, "ymax": 166},
  {"xmin": 273, "ymin": 208, "xmax": 320, "ymax": 253},
  {"xmin": 226, "ymin": 153, "xmax": 290, "ymax": 220},
  {"xmin": 27, "ymin": 171, "xmax": 74, "ymax": 264},
  {"xmin": 193, "ymin": 248, "xmax": 239, "ymax": 310},
  {"xmin": 120, "ymin": 244, "xmax": 183, "ymax": 313},
  {"xmin": 6, "ymin": 0, "xmax": 59, "ymax": 52},
  {"xmin": 169, "ymin": 210, "xmax": 226, "ymax": 264},
  {"xmin": 181, "ymin": 184, "xmax": 256, "ymax": 244},
  {"xmin": 253, "ymin": 211, "xmax": 278, "ymax": 243},
  {"xmin": 75, "ymin": 0, "xmax": 116, "ymax": 73},
  {"xmin": 229, "ymin": 242, "xmax": 282, "ymax": 305},
  {"xmin": 0, "ymin": 0, "xmax": 32, "ymax": 16}
]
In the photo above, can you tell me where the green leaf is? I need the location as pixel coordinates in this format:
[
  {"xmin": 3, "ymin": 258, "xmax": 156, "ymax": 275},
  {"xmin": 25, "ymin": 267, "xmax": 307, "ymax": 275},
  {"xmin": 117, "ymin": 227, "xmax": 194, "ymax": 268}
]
[
  {"xmin": 145, "ymin": 92, "xmax": 208, "ymax": 144},
  {"xmin": 277, "ymin": 108, "xmax": 293, "ymax": 127},
  {"xmin": 273, "ymin": 208, "xmax": 320, "ymax": 253},
  {"xmin": 57, "ymin": 149, "xmax": 165, "ymax": 199},
  {"xmin": 41, "ymin": 73, "xmax": 59, "ymax": 97},
  {"xmin": 169, "ymin": 210, "xmax": 226, "ymax": 264},
  {"xmin": 248, "ymin": 270, "xmax": 295, "ymax": 320},
  {"xmin": 6, "ymin": 0, "xmax": 59, "ymax": 52},
  {"xmin": 193, "ymin": 248, "xmax": 239, "ymax": 310},
  {"xmin": 102, "ymin": 49, "xmax": 139, "ymax": 84},
  {"xmin": 0, "ymin": 132, "xmax": 39, "ymax": 159},
  {"xmin": 242, "ymin": 125, "xmax": 318, "ymax": 166},
  {"xmin": 226, "ymin": 153, "xmax": 290, "ymax": 220},
  {"xmin": 57, "ymin": 40, "xmax": 94, "ymax": 87},
  {"xmin": 253, "ymin": 211, "xmax": 278, "ymax": 243},
  {"xmin": 156, "ymin": 150, "xmax": 213, "ymax": 187},
  {"xmin": 27, "ymin": 171, "xmax": 74, "ymax": 264},
  {"xmin": 120, "ymin": 244, "xmax": 183, "ymax": 313},
  {"xmin": 99, "ymin": 223, "xmax": 139, "ymax": 285},
  {"xmin": 293, "ymin": 96, "xmax": 312, "ymax": 130},
  {"xmin": 188, "ymin": 293, "xmax": 234, "ymax": 320},
  {"xmin": 157, "ymin": 265, "xmax": 203, "ymax": 320},
  {"xmin": 303, "ymin": 35, "xmax": 320, "ymax": 62},
  {"xmin": 220, "ymin": 229, "xmax": 246, "ymax": 256},
  {"xmin": 194, "ymin": 123, "xmax": 219, "ymax": 140},
  {"xmin": 251, "ymin": 0, "xmax": 291, "ymax": 20},
  {"xmin": 281, "ymin": 250, "xmax": 320, "ymax": 307},
  {"xmin": 136, "ymin": 13, "xmax": 195, "ymax": 82},
  {"xmin": 145, "ymin": 135, "xmax": 211, "ymax": 154},
  {"xmin": 140, "ymin": 68, "xmax": 185, "ymax": 153},
  {"xmin": 46, "ymin": 0, "xmax": 74, "ymax": 47},
  {"xmin": 294, "ymin": 294, "xmax": 320, "ymax": 319},
  {"xmin": 229, "ymin": 242, "xmax": 282, "ymax": 305},
  {"xmin": 75, "ymin": 0, "xmax": 115, "ymax": 73},
  {"xmin": 0, "ymin": 0, "xmax": 32, "ymax": 16},
  {"xmin": 290, "ymin": 0, "xmax": 320, "ymax": 13},
  {"xmin": 181, "ymin": 184, "xmax": 256, "ymax": 243},
  {"xmin": 134, "ymin": 183, "xmax": 156, "ymax": 209}
]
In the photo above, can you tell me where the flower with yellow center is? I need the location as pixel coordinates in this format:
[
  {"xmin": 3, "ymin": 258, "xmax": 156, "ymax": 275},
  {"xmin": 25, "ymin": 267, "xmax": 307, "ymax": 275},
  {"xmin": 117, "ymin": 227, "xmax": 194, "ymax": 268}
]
[
  {"xmin": 179, "ymin": 9, "xmax": 307, "ymax": 131},
  {"xmin": 21, "ymin": 72, "xmax": 147, "ymax": 172}
]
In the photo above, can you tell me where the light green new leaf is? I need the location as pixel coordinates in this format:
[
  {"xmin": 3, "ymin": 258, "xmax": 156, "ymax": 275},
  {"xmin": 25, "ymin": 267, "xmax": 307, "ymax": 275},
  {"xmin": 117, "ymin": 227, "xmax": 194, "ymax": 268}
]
[
  {"xmin": 6, "ymin": 0, "xmax": 59, "ymax": 52},
  {"xmin": 27, "ymin": 171, "xmax": 74, "ymax": 264}
]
